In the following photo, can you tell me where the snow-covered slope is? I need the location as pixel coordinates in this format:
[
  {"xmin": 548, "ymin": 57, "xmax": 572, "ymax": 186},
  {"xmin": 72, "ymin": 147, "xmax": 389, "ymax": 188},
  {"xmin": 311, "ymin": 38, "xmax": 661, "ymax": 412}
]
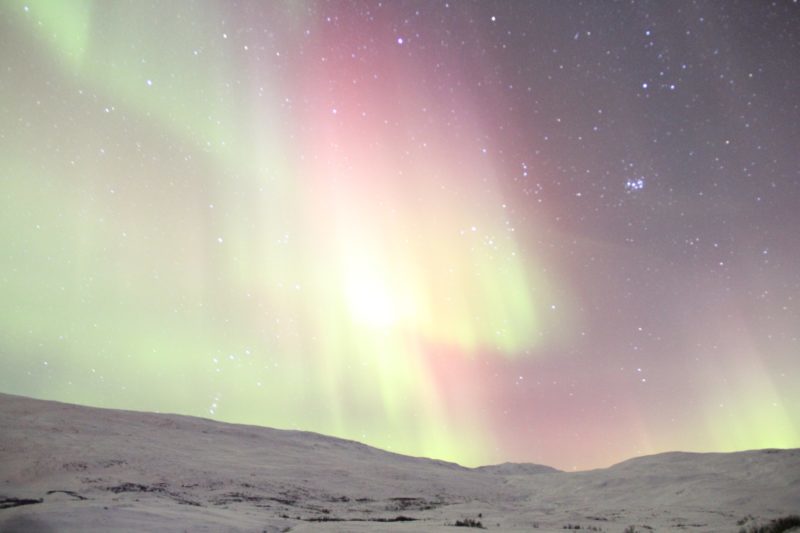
[{"xmin": 0, "ymin": 393, "xmax": 797, "ymax": 532}]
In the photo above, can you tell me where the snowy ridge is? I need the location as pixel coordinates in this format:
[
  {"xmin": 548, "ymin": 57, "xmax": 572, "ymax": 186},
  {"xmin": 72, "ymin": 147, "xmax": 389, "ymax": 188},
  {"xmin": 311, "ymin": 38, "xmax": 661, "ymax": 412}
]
[
  {"xmin": 1, "ymin": 393, "xmax": 798, "ymax": 532},
  {"xmin": 472, "ymin": 463, "xmax": 561, "ymax": 476}
]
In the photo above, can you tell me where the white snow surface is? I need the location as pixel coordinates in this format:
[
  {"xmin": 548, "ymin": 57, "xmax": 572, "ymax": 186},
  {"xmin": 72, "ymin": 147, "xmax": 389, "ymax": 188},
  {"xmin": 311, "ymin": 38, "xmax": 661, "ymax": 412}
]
[{"xmin": 0, "ymin": 393, "xmax": 797, "ymax": 532}]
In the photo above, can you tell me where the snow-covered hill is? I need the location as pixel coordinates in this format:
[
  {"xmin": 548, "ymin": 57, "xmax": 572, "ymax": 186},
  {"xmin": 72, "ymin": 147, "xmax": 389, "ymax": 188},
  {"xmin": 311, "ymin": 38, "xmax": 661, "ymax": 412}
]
[{"xmin": 1, "ymin": 393, "xmax": 797, "ymax": 532}]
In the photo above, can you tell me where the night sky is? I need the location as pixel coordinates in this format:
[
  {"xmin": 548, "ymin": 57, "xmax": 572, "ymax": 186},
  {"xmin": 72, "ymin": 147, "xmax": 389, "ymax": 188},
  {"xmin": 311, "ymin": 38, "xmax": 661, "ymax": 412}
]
[{"xmin": 1, "ymin": 0, "xmax": 799, "ymax": 471}]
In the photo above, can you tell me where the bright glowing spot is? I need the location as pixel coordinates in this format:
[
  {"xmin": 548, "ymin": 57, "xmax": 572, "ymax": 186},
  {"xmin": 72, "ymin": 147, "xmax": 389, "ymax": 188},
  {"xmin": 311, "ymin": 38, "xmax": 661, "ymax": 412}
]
[{"xmin": 345, "ymin": 272, "xmax": 399, "ymax": 328}]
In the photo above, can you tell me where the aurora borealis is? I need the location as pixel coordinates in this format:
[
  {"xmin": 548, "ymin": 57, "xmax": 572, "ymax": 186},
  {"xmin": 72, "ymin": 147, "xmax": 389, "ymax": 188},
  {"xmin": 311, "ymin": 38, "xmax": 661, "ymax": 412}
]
[{"xmin": 1, "ymin": 0, "xmax": 798, "ymax": 471}]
